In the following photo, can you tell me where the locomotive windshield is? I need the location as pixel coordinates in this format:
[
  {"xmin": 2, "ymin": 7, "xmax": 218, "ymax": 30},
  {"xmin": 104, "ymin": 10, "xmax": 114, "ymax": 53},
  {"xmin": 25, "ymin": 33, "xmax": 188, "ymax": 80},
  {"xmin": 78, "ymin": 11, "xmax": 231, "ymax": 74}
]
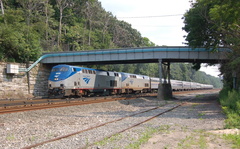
[
  {"xmin": 59, "ymin": 67, "xmax": 69, "ymax": 71},
  {"xmin": 51, "ymin": 67, "xmax": 69, "ymax": 72}
]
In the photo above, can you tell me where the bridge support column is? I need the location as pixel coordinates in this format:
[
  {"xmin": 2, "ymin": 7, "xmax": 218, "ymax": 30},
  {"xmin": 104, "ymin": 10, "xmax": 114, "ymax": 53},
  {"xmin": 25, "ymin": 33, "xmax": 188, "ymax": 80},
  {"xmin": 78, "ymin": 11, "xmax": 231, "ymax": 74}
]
[{"xmin": 157, "ymin": 60, "xmax": 172, "ymax": 100}]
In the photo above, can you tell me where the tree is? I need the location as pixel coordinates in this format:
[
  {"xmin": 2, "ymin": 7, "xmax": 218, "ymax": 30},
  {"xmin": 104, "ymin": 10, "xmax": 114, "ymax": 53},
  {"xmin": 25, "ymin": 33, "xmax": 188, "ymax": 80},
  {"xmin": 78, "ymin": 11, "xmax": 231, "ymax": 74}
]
[
  {"xmin": 183, "ymin": 0, "xmax": 240, "ymax": 89},
  {"xmin": 55, "ymin": 0, "xmax": 73, "ymax": 49},
  {"xmin": 0, "ymin": 0, "xmax": 4, "ymax": 15},
  {"xmin": 183, "ymin": 1, "xmax": 221, "ymax": 49}
]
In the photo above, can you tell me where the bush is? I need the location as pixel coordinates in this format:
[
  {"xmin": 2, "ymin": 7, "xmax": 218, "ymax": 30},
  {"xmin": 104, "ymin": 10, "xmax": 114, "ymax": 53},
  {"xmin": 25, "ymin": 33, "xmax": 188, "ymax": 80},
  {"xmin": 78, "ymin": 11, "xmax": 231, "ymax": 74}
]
[{"xmin": 219, "ymin": 88, "xmax": 240, "ymax": 129}]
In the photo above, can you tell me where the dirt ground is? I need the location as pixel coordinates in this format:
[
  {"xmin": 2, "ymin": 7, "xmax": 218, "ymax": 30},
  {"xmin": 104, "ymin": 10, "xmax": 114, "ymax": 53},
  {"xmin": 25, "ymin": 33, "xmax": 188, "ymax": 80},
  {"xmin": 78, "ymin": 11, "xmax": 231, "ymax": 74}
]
[{"xmin": 140, "ymin": 91, "xmax": 239, "ymax": 149}]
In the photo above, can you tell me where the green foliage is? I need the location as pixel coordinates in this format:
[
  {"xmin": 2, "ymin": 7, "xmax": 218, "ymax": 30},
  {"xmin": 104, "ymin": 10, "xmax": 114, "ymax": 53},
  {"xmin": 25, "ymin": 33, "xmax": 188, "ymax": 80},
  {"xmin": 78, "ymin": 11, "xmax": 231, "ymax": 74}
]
[
  {"xmin": 183, "ymin": 0, "xmax": 240, "ymax": 49},
  {"xmin": 0, "ymin": 0, "xmax": 149, "ymax": 63},
  {"xmin": 0, "ymin": 23, "xmax": 41, "ymax": 62},
  {"xmin": 126, "ymin": 125, "xmax": 170, "ymax": 149},
  {"xmin": 170, "ymin": 63, "xmax": 222, "ymax": 88},
  {"xmin": 183, "ymin": 0, "xmax": 240, "ymax": 90},
  {"xmin": 223, "ymin": 134, "xmax": 240, "ymax": 149},
  {"xmin": 219, "ymin": 88, "xmax": 240, "ymax": 128}
]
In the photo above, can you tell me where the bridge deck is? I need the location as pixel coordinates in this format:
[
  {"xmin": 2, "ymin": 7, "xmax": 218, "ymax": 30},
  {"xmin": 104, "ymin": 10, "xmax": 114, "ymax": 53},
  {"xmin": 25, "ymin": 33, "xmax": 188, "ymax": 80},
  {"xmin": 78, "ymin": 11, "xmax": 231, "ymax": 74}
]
[
  {"xmin": 20, "ymin": 46, "xmax": 230, "ymax": 72},
  {"xmin": 41, "ymin": 46, "xmax": 229, "ymax": 65}
]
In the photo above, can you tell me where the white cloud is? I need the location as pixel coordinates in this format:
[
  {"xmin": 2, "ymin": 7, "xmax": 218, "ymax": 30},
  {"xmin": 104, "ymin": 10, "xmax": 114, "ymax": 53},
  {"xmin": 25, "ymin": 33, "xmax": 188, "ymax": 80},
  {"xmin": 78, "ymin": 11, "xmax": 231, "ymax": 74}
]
[{"xmin": 200, "ymin": 64, "xmax": 221, "ymax": 78}]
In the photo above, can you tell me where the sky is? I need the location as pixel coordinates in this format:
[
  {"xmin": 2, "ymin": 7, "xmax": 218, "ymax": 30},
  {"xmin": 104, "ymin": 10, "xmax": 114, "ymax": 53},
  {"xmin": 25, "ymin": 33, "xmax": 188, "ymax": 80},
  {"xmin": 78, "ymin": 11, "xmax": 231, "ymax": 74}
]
[
  {"xmin": 98, "ymin": 0, "xmax": 221, "ymax": 77},
  {"xmin": 99, "ymin": 0, "xmax": 190, "ymax": 46}
]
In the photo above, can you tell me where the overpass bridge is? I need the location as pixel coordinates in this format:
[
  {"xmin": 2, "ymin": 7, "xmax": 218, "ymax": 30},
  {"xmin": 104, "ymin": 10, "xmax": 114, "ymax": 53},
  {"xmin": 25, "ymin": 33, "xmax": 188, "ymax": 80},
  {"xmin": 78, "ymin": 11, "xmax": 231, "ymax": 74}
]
[
  {"xmin": 23, "ymin": 46, "xmax": 230, "ymax": 99},
  {"xmin": 40, "ymin": 46, "xmax": 228, "ymax": 65}
]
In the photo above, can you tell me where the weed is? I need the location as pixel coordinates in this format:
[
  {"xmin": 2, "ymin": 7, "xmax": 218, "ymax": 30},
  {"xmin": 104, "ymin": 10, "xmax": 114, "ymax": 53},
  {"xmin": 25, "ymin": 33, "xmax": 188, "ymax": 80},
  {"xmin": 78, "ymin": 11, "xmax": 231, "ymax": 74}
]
[
  {"xmin": 219, "ymin": 88, "xmax": 240, "ymax": 128},
  {"xmin": 163, "ymin": 145, "xmax": 169, "ymax": 149},
  {"xmin": 95, "ymin": 133, "xmax": 123, "ymax": 146},
  {"xmin": 177, "ymin": 131, "xmax": 208, "ymax": 149},
  {"xmin": 178, "ymin": 135, "xmax": 194, "ymax": 148},
  {"xmin": 181, "ymin": 126, "xmax": 188, "ymax": 132},
  {"xmin": 223, "ymin": 134, "xmax": 240, "ymax": 148},
  {"xmin": 29, "ymin": 136, "xmax": 37, "ymax": 141},
  {"xmin": 47, "ymin": 133, "xmax": 53, "ymax": 138},
  {"xmin": 190, "ymin": 103, "xmax": 199, "ymax": 111},
  {"xmin": 196, "ymin": 95, "xmax": 204, "ymax": 98},
  {"xmin": 125, "ymin": 125, "xmax": 170, "ymax": 149},
  {"xmin": 191, "ymin": 103, "xmax": 199, "ymax": 107},
  {"xmin": 197, "ymin": 112, "xmax": 206, "ymax": 120},
  {"xmin": 198, "ymin": 134, "xmax": 208, "ymax": 149},
  {"xmin": 198, "ymin": 112, "xmax": 206, "ymax": 117},
  {"xmin": 6, "ymin": 134, "xmax": 15, "ymax": 141},
  {"xmin": 198, "ymin": 112, "xmax": 206, "ymax": 119}
]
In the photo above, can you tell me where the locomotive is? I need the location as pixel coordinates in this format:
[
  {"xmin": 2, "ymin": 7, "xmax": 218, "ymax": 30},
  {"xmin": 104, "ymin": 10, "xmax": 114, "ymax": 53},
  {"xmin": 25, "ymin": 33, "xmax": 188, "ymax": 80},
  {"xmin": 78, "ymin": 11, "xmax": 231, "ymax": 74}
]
[{"xmin": 48, "ymin": 64, "xmax": 213, "ymax": 97}]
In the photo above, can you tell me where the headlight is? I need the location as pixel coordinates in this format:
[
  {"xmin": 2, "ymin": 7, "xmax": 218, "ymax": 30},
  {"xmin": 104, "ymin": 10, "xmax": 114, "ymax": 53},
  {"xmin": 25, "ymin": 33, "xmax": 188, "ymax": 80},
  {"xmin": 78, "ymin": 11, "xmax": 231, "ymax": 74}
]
[{"xmin": 54, "ymin": 78, "xmax": 58, "ymax": 80}]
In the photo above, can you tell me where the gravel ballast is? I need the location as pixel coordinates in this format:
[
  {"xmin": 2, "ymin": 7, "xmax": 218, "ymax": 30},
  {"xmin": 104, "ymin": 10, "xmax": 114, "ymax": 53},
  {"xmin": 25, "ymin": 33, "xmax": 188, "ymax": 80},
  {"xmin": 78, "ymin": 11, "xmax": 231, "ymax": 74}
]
[{"xmin": 0, "ymin": 90, "xmax": 233, "ymax": 149}]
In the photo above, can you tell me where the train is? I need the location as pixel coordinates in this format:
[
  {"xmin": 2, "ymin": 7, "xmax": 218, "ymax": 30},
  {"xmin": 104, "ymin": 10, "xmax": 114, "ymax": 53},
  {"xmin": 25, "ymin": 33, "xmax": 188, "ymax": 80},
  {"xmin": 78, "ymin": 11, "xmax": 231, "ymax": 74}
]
[{"xmin": 48, "ymin": 64, "xmax": 213, "ymax": 97}]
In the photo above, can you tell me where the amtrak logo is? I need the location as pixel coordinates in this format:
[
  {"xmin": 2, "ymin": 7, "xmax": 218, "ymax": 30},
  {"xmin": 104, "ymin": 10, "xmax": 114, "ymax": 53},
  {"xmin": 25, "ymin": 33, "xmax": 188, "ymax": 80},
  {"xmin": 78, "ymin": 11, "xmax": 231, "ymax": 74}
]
[
  {"xmin": 83, "ymin": 77, "xmax": 90, "ymax": 84},
  {"xmin": 130, "ymin": 80, "xmax": 134, "ymax": 84}
]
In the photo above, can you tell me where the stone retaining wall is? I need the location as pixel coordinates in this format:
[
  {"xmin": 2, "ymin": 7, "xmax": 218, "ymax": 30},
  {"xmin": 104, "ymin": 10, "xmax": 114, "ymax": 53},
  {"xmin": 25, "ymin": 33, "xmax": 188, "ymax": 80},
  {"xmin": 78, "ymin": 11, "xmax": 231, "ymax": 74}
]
[{"xmin": 0, "ymin": 62, "xmax": 51, "ymax": 99}]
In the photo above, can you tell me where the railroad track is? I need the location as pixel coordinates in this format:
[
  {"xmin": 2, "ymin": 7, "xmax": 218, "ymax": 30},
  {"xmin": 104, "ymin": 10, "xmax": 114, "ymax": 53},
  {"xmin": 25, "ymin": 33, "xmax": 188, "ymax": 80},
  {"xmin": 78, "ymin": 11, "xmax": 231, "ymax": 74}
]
[
  {"xmin": 0, "ymin": 93, "xmax": 158, "ymax": 114},
  {"xmin": 21, "ymin": 96, "xmax": 191, "ymax": 149},
  {"xmin": 0, "ymin": 89, "xmax": 219, "ymax": 114}
]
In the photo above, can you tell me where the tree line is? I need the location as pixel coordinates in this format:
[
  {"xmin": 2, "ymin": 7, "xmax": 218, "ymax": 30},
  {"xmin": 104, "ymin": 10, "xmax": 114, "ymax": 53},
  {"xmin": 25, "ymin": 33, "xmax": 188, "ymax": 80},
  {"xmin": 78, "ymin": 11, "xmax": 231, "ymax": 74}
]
[
  {"xmin": 183, "ymin": 0, "xmax": 240, "ymax": 90},
  {"xmin": 0, "ymin": 0, "xmax": 155, "ymax": 63},
  {"xmin": 183, "ymin": 0, "xmax": 240, "ymax": 129},
  {"xmin": 0, "ymin": 0, "xmax": 222, "ymax": 88}
]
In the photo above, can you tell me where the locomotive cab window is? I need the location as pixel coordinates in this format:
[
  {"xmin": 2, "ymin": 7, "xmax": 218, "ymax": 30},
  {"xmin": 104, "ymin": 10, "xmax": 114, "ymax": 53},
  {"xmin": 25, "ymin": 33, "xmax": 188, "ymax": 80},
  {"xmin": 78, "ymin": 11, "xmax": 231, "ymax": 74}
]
[
  {"xmin": 83, "ymin": 69, "xmax": 87, "ymax": 73},
  {"xmin": 60, "ymin": 67, "xmax": 68, "ymax": 71},
  {"xmin": 114, "ymin": 73, "xmax": 119, "ymax": 77},
  {"xmin": 130, "ymin": 75, "xmax": 136, "ymax": 78}
]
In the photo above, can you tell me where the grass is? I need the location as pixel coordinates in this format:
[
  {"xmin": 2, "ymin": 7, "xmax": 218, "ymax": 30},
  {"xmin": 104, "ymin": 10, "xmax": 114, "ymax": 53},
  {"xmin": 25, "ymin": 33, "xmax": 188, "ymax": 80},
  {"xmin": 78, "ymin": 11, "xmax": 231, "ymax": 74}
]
[
  {"xmin": 6, "ymin": 134, "xmax": 15, "ymax": 141},
  {"xmin": 125, "ymin": 125, "xmax": 170, "ymax": 149},
  {"xmin": 198, "ymin": 112, "xmax": 206, "ymax": 117},
  {"xmin": 219, "ymin": 88, "xmax": 240, "ymax": 129},
  {"xmin": 181, "ymin": 126, "xmax": 188, "ymax": 132},
  {"xmin": 198, "ymin": 112, "xmax": 206, "ymax": 120},
  {"xmin": 219, "ymin": 87, "xmax": 240, "ymax": 148},
  {"xmin": 196, "ymin": 95, "xmax": 205, "ymax": 98},
  {"xmin": 177, "ymin": 131, "xmax": 208, "ymax": 149},
  {"xmin": 189, "ymin": 103, "xmax": 199, "ymax": 111},
  {"xmin": 29, "ymin": 136, "xmax": 37, "ymax": 141},
  {"xmin": 95, "ymin": 133, "xmax": 123, "ymax": 147},
  {"xmin": 223, "ymin": 133, "xmax": 240, "ymax": 149}
]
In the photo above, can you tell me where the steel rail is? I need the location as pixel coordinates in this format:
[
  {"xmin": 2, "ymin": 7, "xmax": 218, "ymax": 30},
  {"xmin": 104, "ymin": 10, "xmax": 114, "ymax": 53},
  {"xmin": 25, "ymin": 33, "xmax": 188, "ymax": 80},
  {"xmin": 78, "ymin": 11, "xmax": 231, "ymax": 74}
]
[
  {"xmin": 0, "ymin": 93, "xmax": 156, "ymax": 114},
  {"xmin": 0, "ymin": 89, "xmax": 215, "ymax": 107},
  {"xmin": 0, "ymin": 89, "xmax": 219, "ymax": 114}
]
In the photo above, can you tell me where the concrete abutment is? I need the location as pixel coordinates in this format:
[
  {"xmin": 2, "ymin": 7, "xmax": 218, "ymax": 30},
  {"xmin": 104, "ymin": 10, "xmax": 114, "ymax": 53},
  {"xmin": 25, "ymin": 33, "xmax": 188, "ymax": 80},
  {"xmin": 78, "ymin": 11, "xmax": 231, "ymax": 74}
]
[
  {"xmin": 157, "ymin": 59, "xmax": 173, "ymax": 100},
  {"xmin": 0, "ymin": 62, "xmax": 51, "ymax": 99}
]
